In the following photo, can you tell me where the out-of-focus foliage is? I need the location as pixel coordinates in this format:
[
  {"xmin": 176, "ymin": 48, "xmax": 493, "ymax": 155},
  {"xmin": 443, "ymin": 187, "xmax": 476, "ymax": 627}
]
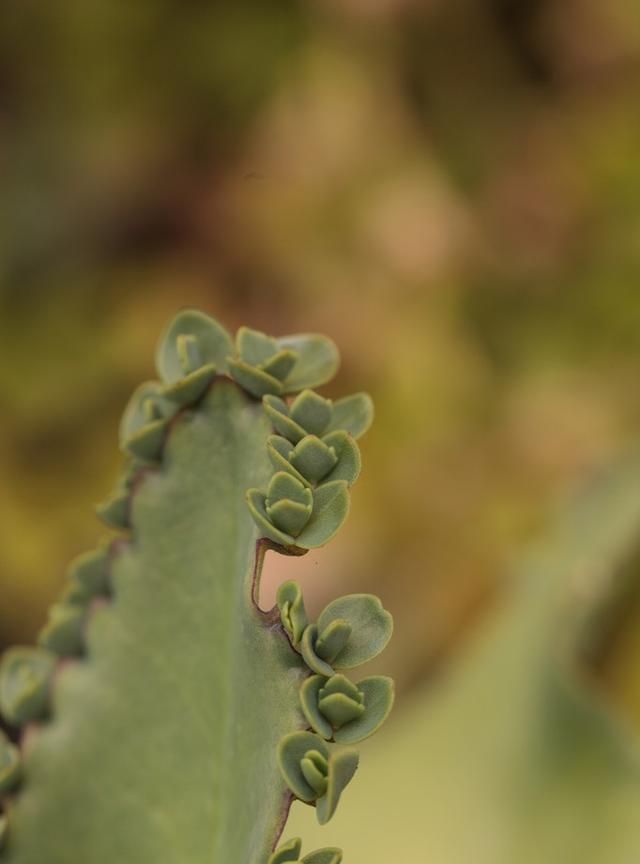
[
  {"xmin": 290, "ymin": 453, "xmax": 640, "ymax": 861},
  {"xmin": 1, "ymin": 0, "xmax": 640, "ymax": 709}
]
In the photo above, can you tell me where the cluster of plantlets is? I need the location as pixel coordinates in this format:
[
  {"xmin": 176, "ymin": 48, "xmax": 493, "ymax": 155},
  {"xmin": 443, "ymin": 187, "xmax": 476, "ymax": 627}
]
[
  {"xmin": 0, "ymin": 310, "xmax": 393, "ymax": 863},
  {"xmin": 274, "ymin": 583, "xmax": 392, "ymax": 827}
]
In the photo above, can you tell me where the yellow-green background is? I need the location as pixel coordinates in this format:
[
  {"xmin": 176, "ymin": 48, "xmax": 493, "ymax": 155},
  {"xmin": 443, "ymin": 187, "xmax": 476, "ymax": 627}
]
[{"xmin": 1, "ymin": 1, "xmax": 640, "ymax": 859}]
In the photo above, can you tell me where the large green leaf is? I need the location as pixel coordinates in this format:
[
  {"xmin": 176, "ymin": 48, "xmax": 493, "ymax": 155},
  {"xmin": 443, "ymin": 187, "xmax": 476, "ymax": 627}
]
[
  {"xmin": 1, "ymin": 311, "xmax": 392, "ymax": 864},
  {"xmin": 4, "ymin": 380, "xmax": 307, "ymax": 864},
  {"xmin": 290, "ymin": 455, "xmax": 640, "ymax": 862}
]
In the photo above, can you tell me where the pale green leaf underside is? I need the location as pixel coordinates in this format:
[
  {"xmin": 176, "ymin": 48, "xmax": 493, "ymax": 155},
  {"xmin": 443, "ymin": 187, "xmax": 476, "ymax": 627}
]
[
  {"xmin": 291, "ymin": 454, "xmax": 640, "ymax": 862},
  {"xmin": 156, "ymin": 310, "xmax": 233, "ymax": 383},
  {"xmin": 277, "ymin": 334, "xmax": 339, "ymax": 393},
  {"xmin": 5, "ymin": 381, "xmax": 307, "ymax": 864}
]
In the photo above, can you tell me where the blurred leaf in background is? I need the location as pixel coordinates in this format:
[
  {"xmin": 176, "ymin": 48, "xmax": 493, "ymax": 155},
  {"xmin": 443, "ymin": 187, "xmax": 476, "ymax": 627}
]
[{"xmin": 290, "ymin": 453, "xmax": 640, "ymax": 861}]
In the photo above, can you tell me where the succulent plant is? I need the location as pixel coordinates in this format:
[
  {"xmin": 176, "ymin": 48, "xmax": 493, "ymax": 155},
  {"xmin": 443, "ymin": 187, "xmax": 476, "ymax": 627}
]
[
  {"xmin": 299, "ymin": 674, "xmax": 394, "ymax": 745},
  {"xmin": 268, "ymin": 836, "xmax": 342, "ymax": 864},
  {"xmin": 0, "ymin": 310, "xmax": 393, "ymax": 863}
]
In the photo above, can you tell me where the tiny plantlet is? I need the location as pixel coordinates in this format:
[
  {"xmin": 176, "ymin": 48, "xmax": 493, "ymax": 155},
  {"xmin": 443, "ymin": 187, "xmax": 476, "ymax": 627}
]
[{"xmin": 0, "ymin": 310, "xmax": 394, "ymax": 863}]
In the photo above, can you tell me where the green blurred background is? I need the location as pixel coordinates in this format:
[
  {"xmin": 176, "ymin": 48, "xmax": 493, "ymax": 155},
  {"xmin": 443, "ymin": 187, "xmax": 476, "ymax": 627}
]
[{"xmin": 2, "ymin": 1, "xmax": 640, "ymax": 859}]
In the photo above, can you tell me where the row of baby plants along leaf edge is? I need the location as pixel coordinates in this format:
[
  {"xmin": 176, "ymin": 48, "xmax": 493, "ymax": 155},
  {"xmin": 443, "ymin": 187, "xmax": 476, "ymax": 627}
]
[{"xmin": 0, "ymin": 310, "xmax": 394, "ymax": 863}]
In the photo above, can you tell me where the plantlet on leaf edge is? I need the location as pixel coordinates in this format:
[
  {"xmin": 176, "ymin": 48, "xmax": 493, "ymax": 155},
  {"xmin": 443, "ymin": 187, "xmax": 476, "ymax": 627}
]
[{"xmin": 0, "ymin": 309, "xmax": 393, "ymax": 864}]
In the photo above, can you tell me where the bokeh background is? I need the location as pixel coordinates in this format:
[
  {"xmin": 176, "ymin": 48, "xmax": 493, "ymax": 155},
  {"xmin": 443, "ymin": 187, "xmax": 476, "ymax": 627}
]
[{"xmin": 2, "ymin": 1, "xmax": 640, "ymax": 860}]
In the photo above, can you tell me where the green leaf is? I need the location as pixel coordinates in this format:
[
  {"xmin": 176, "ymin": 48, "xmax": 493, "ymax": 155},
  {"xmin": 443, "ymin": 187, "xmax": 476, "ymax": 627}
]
[
  {"xmin": 318, "ymin": 676, "xmax": 364, "ymax": 728},
  {"xmin": 333, "ymin": 677, "xmax": 394, "ymax": 745},
  {"xmin": 156, "ymin": 310, "xmax": 233, "ymax": 383},
  {"xmin": 269, "ymin": 836, "xmax": 303, "ymax": 864},
  {"xmin": 290, "ymin": 437, "xmax": 338, "ymax": 484},
  {"xmin": 247, "ymin": 488, "xmax": 296, "ymax": 546},
  {"xmin": 162, "ymin": 364, "xmax": 217, "ymax": 406},
  {"xmin": 316, "ymin": 595, "xmax": 393, "ymax": 669},
  {"xmin": 269, "ymin": 838, "xmax": 343, "ymax": 864},
  {"xmin": 279, "ymin": 732, "xmax": 330, "ymax": 803},
  {"xmin": 267, "ymin": 499, "xmax": 313, "ymax": 537},
  {"xmin": 278, "ymin": 732, "xmax": 358, "ymax": 825},
  {"xmin": 300, "ymin": 750, "xmax": 329, "ymax": 797},
  {"xmin": 38, "ymin": 604, "xmax": 87, "ymax": 657},
  {"xmin": 249, "ymin": 479, "xmax": 351, "ymax": 551},
  {"xmin": 0, "ymin": 648, "xmax": 56, "ymax": 727},
  {"xmin": 262, "ymin": 350, "xmax": 298, "ymax": 382},
  {"xmin": 5, "ymin": 382, "xmax": 307, "ymax": 863},
  {"xmin": 265, "ymin": 432, "xmax": 360, "ymax": 490},
  {"xmin": 123, "ymin": 417, "xmax": 169, "ymax": 462},
  {"xmin": 69, "ymin": 548, "xmax": 111, "ymax": 597},
  {"xmin": 267, "ymin": 435, "xmax": 308, "ymax": 485},
  {"xmin": 59, "ymin": 577, "xmax": 93, "ymax": 608},
  {"xmin": 295, "ymin": 482, "xmax": 351, "ymax": 550},
  {"xmin": 2, "ymin": 312, "xmax": 381, "ymax": 862},
  {"xmin": 302, "ymin": 850, "xmax": 343, "ymax": 864},
  {"xmin": 301, "ymin": 626, "xmax": 336, "ymax": 677},
  {"xmin": 277, "ymin": 334, "xmax": 340, "ymax": 393},
  {"xmin": 264, "ymin": 391, "xmax": 367, "ymax": 462},
  {"xmin": 315, "ymin": 620, "xmax": 353, "ymax": 663},
  {"xmin": 267, "ymin": 473, "xmax": 313, "ymax": 508},
  {"xmin": 277, "ymin": 581, "xmax": 309, "ymax": 646},
  {"xmin": 237, "ymin": 326, "xmax": 279, "ymax": 366},
  {"xmin": 263, "ymin": 395, "xmax": 308, "ymax": 444},
  {"xmin": 326, "ymin": 393, "xmax": 374, "ymax": 440},
  {"xmin": 227, "ymin": 357, "xmax": 284, "ymax": 398},
  {"xmin": 300, "ymin": 675, "xmax": 393, "ymax": 745},
  {"xmin": 0, "ymin": 730, "xmax": 21, "ymax": 795},
  {"xmin": 120, "ymin": 457, "xmax": 148, "ymax": 492},
  {"xmin": 176, "ymin": 333, "xmax": 201, "ymax": 373},
  {"xmin": 318, "ymin": 693, "xmax": 363, "ymax": 728},
  {"xmin": 95, "ymin": 489, "xmax": 130, "ymax": 530},
  {"xmin": 119, "ymin": 382, "xmax": 176, "ymax": 448},
  {"xmin": 315, "ymin": 750, "xmax": 359, "ymax": 825},
  {"xmin": 289, "ymin": 391, "xmax": 333, "ymax": 437},
  {"xmin": 320, "ymin": 432, "xmax": 361, "ymax": 487},
  {"xmin": 300, "ymin": 676, "xmax": 334, "ymax": 740}
]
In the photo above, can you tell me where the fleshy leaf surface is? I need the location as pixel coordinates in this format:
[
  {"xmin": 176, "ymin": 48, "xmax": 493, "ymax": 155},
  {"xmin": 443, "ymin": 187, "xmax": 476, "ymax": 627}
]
[
  {"xmin": 279, "ymin": 732, "xmax": 330, "ymax": 803},
  {"xmin": 95, "ymin": 489, "xmax": 130, "ymax": 530},
  {"xmin": 38, "ymin": 604, "xmax": 86, "ymax": 657},
  {"xmin": 326, "ymin": 394, "xmax": 374, "ymax": 440},
  {"xmin": 155, "ymin": 310, "xmax": 233, "ymax": 383},
  {"xmin": 0, "ymin": 731, "xmax": 21, "ymax": 795},
  {"xmin": 319, "ymin": 432, "xmax": 361, "ymax": 487},
  {"xmin": 119, "ymin": 382, "xmax": 176, "ymax": 449},
  {"xmin": 69, "ymin": 548, "xmax": 111, "ymax": 597},
  {"xmin": 0, "ymin": 648, "xmax": 55, "ymax": 727},
  {"xmin": 315, "ymin": 750, "xmax": 359, "ymax": 825},
  {"xmin": 301, "ymin": 626, "xmax": 336, "ymax": 677},
  {"xmin": 263, "ymin": 396, "xmax": 307, "ymax": 443},
  {"xmin": 237, "ymin": 326, "xmax": 280, "ymax": 366},
  {"xmin": 227, "ymin": 357, "xmax": 284, "ymax": 398},
  {"xmin": 268, "ymin": 836, "xmax": 303, "ymax": 864},
  {"xmin": 267, "ymin": 436, "xmax": 309, "ymax": 485},
  {"xmin": 277, "ymin": 581, "xmax": 309, "ymax": 645},
  {"xmin": 289, "ymin": 391, "xmax": 333, "ymax": 437},
  {"xmin": 246, "ymin": 488, "xmax": 296, "ymax": 547},
  {"xmin": 3, "ymin": 381, "xmax": 307, "ymax": 864},
  {"xmin": 295, "ymin": 482, "xmax": 351, "ymax": 550},
  {"xmin": 333, "ymin": 677, "xmax": 394, "ymax": 745},
  {"xmin": 316, "ymin": 595, "xmax": 393, "ymax": 669},
  {"xmin": 277, "ymin": 334, "xmax": 340, "ymax": 393},
  {"xmin": 302, "ymin": 851, "xmax": 343, "ymax": 864}
]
